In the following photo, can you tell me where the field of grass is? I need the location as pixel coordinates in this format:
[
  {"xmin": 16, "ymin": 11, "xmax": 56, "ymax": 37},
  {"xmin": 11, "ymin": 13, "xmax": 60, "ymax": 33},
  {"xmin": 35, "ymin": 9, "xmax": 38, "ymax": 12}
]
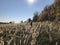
[{"xmin": 0, "ymin": 21, "xmax": 60, "ymax": 45}]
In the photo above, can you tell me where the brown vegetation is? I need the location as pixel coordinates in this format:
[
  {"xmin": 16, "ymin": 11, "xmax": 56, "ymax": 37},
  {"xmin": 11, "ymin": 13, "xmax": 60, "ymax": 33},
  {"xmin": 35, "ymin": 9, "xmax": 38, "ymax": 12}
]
[{"xmin": 32, "ymin": 0, "xmax": 60, "ymax": 22}]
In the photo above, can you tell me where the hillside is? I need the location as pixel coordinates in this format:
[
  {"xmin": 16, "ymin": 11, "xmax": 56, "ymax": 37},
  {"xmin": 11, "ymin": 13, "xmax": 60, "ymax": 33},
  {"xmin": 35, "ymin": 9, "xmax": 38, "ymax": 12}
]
[{"xmin": 33, "ymin": 0, "xmax": 60, "ymax": 22}]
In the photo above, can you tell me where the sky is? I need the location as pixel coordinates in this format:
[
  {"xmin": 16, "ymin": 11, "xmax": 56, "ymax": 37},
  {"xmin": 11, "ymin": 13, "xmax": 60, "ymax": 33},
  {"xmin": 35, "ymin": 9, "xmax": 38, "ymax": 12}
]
[{"xmin": 0, "ymin": 0, "xmax": 54, "ymax": 23}]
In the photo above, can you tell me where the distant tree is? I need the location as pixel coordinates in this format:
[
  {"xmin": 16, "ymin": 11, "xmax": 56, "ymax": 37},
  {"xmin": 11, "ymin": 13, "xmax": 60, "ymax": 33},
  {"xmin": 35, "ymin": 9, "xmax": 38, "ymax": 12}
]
[
  {"xmin": 21, "ymin": 21, "xmax": 23, "ymax": 23},
  {"xmin": 44, "ymin": 5, "xmax": 49, "ymax": 11},
  {"xmin": 28, "ymin": 18, "xmax": 31, "ymax": 22},
  {"xmin": 33, "ymin": 12, "xmax": 39, "ymax": 22},
  {"xmin": 9, "ymin": 21, "xmax": 15, "ymax": 24}
]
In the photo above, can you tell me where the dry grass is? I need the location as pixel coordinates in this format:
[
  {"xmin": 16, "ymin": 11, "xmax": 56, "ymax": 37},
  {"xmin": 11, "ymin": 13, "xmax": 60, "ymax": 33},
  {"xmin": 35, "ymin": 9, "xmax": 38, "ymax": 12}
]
[{"xmin": 0, "ymin": 21, "xmax": 60, "ymax": 45}]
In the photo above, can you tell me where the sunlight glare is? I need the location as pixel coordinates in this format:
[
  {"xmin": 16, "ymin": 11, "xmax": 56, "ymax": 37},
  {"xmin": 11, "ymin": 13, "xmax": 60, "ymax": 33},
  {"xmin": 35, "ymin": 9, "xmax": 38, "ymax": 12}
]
[{"xmin": 27, "ymin": 0, "xmax": 35, "ymax": 5}]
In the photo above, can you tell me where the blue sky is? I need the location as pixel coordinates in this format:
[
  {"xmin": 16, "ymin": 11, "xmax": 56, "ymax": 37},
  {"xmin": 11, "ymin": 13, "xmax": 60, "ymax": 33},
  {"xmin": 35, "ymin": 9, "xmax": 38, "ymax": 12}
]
[{"xmin": 0, "ymin": 0, "xmax": 54, "ymax": 23}]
